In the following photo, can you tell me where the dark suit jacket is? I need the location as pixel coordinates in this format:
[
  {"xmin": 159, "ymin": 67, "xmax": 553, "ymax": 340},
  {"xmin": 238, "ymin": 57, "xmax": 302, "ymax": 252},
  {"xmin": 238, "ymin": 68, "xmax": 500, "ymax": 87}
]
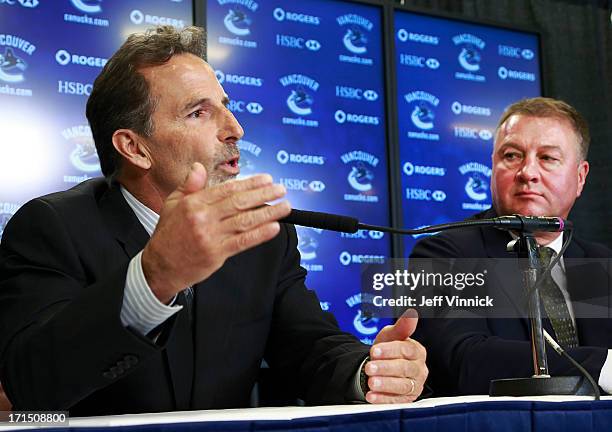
[
  {"xmin": 410, "ymin": 209, "xmax": 612, "ymax": 396},
  {"xmin": 0, "ymin": 179, "xmax": 368, "ymax": 415}
]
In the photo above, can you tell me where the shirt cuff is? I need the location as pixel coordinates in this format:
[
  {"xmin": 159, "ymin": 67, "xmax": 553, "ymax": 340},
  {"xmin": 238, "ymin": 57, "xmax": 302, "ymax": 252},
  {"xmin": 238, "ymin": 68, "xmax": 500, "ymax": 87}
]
[
  {"xmin": 121, "ymin": 251, "xmax": 182, "ymax": 336},
  {"xmin": 598, "ymin": 349, "xmax": 612, "ymax": 394}
]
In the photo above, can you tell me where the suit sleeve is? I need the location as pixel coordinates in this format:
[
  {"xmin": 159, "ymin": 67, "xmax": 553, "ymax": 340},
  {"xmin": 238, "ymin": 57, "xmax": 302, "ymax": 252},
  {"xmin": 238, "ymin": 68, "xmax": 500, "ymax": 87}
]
[
  {"xmin": 0, "ymin": 199, "xmax": 162, "ymax": 410},
  {"xmin": 263, "ymin": 223, "xmax": 369, "ymax": 404},
  {"xmin": 411, "ymin": 233, "xmax": 608, "ymax": 395}
]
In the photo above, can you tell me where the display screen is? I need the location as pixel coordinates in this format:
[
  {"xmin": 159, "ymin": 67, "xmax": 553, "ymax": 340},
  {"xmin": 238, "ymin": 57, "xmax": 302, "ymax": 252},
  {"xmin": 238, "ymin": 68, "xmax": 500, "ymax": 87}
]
[
  {"xmin": 205, "ymin": 0, "xmax": 392, "ymax": 343},
  {"xmin": 0, "ymin": 0, "xmax": 193, "ymax": 235},
  {"xmin": 394, "ymin": 10, "xmax": 542, "ymax": 253}
]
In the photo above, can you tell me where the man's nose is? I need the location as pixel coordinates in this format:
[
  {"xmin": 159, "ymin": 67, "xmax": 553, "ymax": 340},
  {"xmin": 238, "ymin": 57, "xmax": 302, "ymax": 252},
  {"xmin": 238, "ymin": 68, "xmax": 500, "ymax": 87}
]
[
  {"xmin": 516, "ymin": 155, "xmax": 540, "ymax": 183},
  {"xmin": 220, "ymin": 108, "xmax": 244, "ymax": 142}
]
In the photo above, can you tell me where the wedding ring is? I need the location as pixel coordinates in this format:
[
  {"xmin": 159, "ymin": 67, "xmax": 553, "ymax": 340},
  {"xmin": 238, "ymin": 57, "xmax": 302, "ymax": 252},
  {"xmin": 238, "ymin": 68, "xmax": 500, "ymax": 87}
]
[{"xmin": 408, "ymin": 378, "xmax": 416, "ymax": 395}]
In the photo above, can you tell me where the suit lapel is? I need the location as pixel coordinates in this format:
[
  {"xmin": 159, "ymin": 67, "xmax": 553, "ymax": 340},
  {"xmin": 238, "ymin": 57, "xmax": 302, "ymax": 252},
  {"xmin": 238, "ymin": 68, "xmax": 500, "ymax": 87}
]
[
  {"xmin": 98, "ymin": 181, "xmax": 149, "ymax": 258},
  {"xmin": 98, "ymin": 180, "xmax": 195, "ymax": 410}
]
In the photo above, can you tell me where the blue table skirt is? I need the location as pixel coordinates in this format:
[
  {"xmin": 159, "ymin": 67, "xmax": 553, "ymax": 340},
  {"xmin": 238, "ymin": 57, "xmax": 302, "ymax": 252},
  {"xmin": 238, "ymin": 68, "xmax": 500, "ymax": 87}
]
[{"xmin": 39, "ymin": 400, "xmax": 612, "ymax": 432}]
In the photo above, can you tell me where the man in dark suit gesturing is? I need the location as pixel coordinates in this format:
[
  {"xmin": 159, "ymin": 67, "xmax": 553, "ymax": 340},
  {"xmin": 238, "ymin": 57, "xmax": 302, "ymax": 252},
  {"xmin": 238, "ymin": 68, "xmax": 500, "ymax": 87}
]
[
  {"xmin": 411, "ymin": 97, "xmax": 612, "ymax": 396},
  {"xmin": 0, "ymin": 26, "xmax": 427, "ymax": 414}
]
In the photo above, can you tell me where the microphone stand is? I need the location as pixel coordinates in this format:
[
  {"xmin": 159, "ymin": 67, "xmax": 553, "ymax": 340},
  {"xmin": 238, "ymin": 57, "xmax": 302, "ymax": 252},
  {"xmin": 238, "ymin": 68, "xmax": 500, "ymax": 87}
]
[
  {"xmin": 281, "ymin": 209, "xmax": 599, "ymax": 397},
  {"xmin": 489, "ymin": 230, "xmax": 592, "ymax": 396}
]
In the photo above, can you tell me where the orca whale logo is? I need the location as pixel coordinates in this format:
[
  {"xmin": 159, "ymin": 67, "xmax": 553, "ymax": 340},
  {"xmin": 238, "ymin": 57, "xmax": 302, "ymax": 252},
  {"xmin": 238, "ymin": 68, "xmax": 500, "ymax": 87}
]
[
  {"xmin": 286, "ymin": 89, "xmax": 313, "ymax": 116},
  {"xmin": 353, "ymin": 309, "xmax": 378, "ymax": 335},
  {"xmin": 347, "ymin": 163, "xmax": 373, "ymax": 192},
  {"xmin": 0, "ymin": 48, "xmax": 27, "ymax": 83},
  {"xmin": 69, "ymin": 137, "xmax": 100, "ymax": 172},
  {"xmin": 298, "ymin": 232, "xmax": 318, "ymax": 261},
  {"xmin": 465, "ymin": 175, "xmax": 488, "ymax": 201},
  {"xmin": 223, "ymin": 8, "xmax": 251, "ymax": 36},
  {"xmin": 410, "ymin": 103, "xmax": 435, "ymax": 130},
  {"xmin": 343, "ymin": 28, "xmax": 367, "ymax": 54},
  {"xmin": 458, "ymin": 46, "xmax": 481, "ymax": 72}
]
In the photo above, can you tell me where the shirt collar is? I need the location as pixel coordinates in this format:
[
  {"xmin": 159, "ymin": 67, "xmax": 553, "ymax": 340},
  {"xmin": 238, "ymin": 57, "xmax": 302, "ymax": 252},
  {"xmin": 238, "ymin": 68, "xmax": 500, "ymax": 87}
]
[{"xmin": 119, "ymin": 185, "xmax": 159, "ymax": 237}]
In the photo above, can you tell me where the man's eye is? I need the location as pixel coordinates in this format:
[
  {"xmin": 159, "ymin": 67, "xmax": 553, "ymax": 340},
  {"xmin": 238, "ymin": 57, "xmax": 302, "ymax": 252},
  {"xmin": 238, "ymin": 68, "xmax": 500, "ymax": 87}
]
[
  {"xmin": 541, "ymin": 155, "xmax": 558, "ymax": 161},
  {"xmin": 188, "ymin": 110, "xmax": 205, "ymax": 119},
  {"xmin": 504, "ymin": 152, "xmax": 520, "ymax": 160}
]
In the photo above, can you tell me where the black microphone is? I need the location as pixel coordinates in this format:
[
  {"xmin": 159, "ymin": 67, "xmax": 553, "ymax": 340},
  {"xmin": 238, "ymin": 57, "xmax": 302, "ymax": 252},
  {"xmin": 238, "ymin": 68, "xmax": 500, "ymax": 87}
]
[
  {"xmin": 280, "ymin": 209, "xmax": 359, "ymax": 233},
  {"xmin": 491, "ymin": 215, "xmax": 572, "ymax": 233},
  {"xmin": 279, "ymin": 208, "xmax": 573, "ymax": 235}
]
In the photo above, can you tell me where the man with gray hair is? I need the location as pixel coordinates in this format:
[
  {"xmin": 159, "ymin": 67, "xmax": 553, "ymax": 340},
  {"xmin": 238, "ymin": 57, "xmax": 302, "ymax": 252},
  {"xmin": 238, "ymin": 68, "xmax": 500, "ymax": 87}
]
[{"xmin": 0, "ymin": 26, "xmax": 427, "ymax": 415}]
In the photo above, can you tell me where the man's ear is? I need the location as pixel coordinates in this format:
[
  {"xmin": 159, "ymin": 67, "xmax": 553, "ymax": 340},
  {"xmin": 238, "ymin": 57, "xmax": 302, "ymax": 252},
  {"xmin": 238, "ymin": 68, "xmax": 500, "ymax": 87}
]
[{"xmin": 111, "ymin": 129, "xmax": 152, "ymax": 171}]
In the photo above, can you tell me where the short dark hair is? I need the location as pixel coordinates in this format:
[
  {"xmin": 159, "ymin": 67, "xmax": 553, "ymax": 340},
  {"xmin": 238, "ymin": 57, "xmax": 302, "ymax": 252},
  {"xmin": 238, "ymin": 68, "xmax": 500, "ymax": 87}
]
[
  {"xmin": 86, "ymin": 26, "xmax": 206, "ymax": 178},
  {"xmin": 495, "ymin": 97, "xmax": 590, "ymax": 160}
]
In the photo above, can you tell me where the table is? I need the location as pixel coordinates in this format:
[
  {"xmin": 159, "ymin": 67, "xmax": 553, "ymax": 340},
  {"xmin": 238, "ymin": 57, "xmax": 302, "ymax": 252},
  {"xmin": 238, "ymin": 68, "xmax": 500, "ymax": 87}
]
[{"xmin": 2, "ymin": 395, "xmax": 612, "ymax": 431}]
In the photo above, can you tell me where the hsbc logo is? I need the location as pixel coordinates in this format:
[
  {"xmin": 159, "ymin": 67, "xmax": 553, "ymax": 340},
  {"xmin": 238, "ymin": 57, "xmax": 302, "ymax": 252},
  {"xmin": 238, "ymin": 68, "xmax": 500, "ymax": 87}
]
[
  {"xmin": 400, "ymin": 54, "xmax": 440, "ymax": 70},
  {"xmin": 521, "ymin": 49, "xmax": 534, "ymax": 60},
  {"xmin": 335, "ymin": 85, "xmax": 378, "ymax": 102},
  {"xmin": 280, "ymin": 177, "xmax": 326, "ymax": 193},
  {"xmin": 276, "ymin": 34, "xmax": 321, "ymax": 51},
  {"xmin": 406, "ymin": 188, "xmax": 447, "ymax": 202},
  {"xmin": 246, "ymin": 102, "xmax": 263, "ymax": 114},
  {"xmin": 228, "ymin": 100, "xmax": 263, "ymax": 114},
  {"xmin": 305, "ymin": 39, "xmax": 321, "ymax": 51}
]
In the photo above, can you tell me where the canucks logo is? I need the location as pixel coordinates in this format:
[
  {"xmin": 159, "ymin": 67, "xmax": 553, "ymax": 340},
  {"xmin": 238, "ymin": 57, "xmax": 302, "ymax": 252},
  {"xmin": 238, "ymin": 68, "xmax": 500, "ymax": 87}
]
[
  {"xmin": 452, "ymin": 33, "xmax": 485, "ymax": 73},
  {"xmin": 343, "ymin": 27, "xmax": 367, "ymax": 54},
  {"xmin": 297, "ymin": 231, "xmax": 319, "ymax": 261},
  {"xmin": 336, "ymin": 14, "xmax": 373, "ymax": 63},
  {"xmin": 346, "ymin": 293, "xmax": 379, "ymax": 338},
  {"xmin": 279, "ymin": 74, "xmax": 320, "ymax": 117},
  {"xmin": 458, "ymin": 46, "xmax": 481, "ymax": 72},
  {"xmin": 347, "ymin": 162, "xmax": 374, "ymax": 192},
  {"xmin": 404, "ymin": 90, "xmax": 440, "ymax": 135},
  {"xmin": 70, "ymin": 0, "xmax": 102, "ymax": 13},
  {"xmin": 224, "ymin": 7, "xmax": 252, "ymax": 36},
  {"xmin": 410, "ymin": 102, "xmax": 435, "ymax": 130},
  {"xmin": 465, "ymin": 173, "xmax": 488, "ymax": 201},
  {"xmin": 286, "ymin": 88, "xmax": 313, "ymax": 116},
  {"xmin": 459, "ymin": 162, "xmax": 492, "ymax": 210},
  {"xmin": 0, "ymin": 48, "xmax": 27, "ymax": 83},
  {"xmin": 63, "ymin": 125, "xmax": 100, "ymax": 173}
]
